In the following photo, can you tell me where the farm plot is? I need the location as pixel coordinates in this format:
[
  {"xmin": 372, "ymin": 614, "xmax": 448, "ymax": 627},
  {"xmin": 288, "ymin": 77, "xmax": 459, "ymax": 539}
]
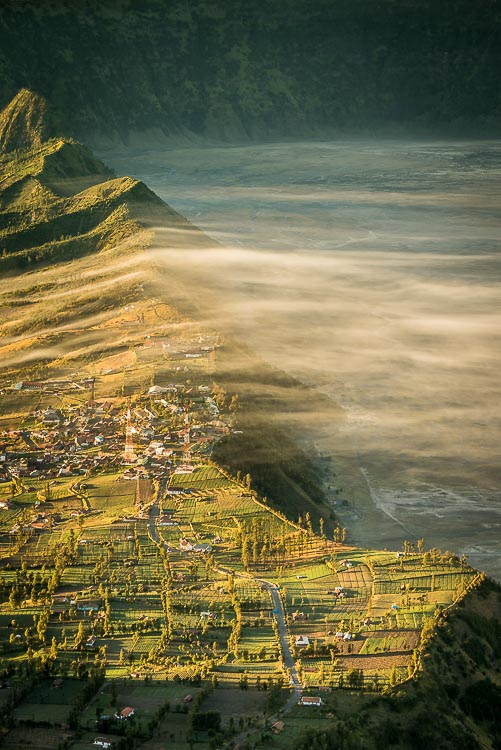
[
  {"xmin": 103, "ymin": 634, "xmax": 136, "ymax": 659},
  {"xmin": 14, "ymin": 678, "xmax": 85, "ymax": 725},
  {"xmin": 60, "ymin": 564, "xmax": 95, "ymax": 587},
  {"xmin": 79, "ymin": 524, "xmax": 135, "ymax": 543},
  {"xmin": 170, "ymin": 465, "xmax": 232, "ymax": 491},
  {"xmin": 48, "ymin": 494, "xmax": 84, "ymax": 516},
  {"xmin": 372, "ymin": 558, "xmax": 476, "ymax": 596},
  {"xmin": 123, "ymin": 366, "xmax": 153, "ymax": 395},
  {"xmin": 133, "ymin": 590, "xmax": 164, "ymax": 613},
  {"xmin": 337, "ymin": 653, "xmax": 409, "ymax": 682},
  {"xmin": 132, "ymin": 633, "xmax": 161, "ymax": 658},
  {"xmin": 85, "ymin": 475, "xmax": 136, "ymax": 517},
  {"xmin": 22, "ymin": 476, "xmax": 77, "ymax": 499},
  {"xmin": 1, "ymin": 726, "xmax": 72, "ymax": 750},
  {"xmin": 0, "ymin": 508, "xmax": 21, "ymax": 530},
  {"xmin": 191, "ymin": 493, "xmax": 219, "ymax": 524},
  {"xmin": 170, "ymin": 588, "xmax": 232, "ymax": 626},
  {"xmin": 359, "ymin": 630, "xmax": 419, "ymax": 655},
  {"xmin": 237, "ymin": 625, "xmax": 278, "ymax": 657},
  {"xmin": 175, "ymin": 494, "xmax": 197, "ymax": 526},
  {"xmin": 337, "ymin": 564, "xmax": 372, "ymax": 597},
  {"xmin": 158, "ymin": 525, "xmax": 181, "ymax": 547},
  {"xmin": 136, "ymin": 559, "xmax": 165, "ymax": 588},
  {"xmin": 0, "ymin": 481, "xmax": 15, "ymax": 498},
  {"xmin": 0, "ymin": 390, "xmax": 41, "ymax": 429},
  {"xmin": 200, "ymin": 687, "xmax": 268, "ymax": 727},
  {"xmin": 13, "ymin": 532, "xmax": 66, "ymax": 567},
  {"xmin": 234, "ymin": 579, "xmax": 271, "ymax": 613},
  {"xmin": 216, "ymin": 489, "xmax": 259, "ymax": 519},
  {"xmin": 79, "ymin": 681, "xmax": 189, "ymax": 730},
  {"xmin": 394, "ymin": 610, "xmax": 427, "ymax": 629},
  {"xmin": 282, "ymin": 562, "xmax": 344, "ymax": 611}
]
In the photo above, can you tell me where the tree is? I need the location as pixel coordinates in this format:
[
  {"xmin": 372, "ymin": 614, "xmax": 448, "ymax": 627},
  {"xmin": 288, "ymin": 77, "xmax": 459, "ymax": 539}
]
[
  {"xmin": 50, "ymin": 636, "xmax": 58, "ymax": 660},
  {"xmin": 74, "ymin": 621, "xmax": 85, "ymax": 650}
]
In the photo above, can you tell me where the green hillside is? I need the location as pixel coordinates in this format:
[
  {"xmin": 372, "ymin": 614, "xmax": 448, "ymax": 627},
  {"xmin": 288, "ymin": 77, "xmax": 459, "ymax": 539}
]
[
  {"xmin": 289, "ymin": 577, "xmax": 501, "ymax": 750},
  {"xmin": 0, "ymin": 0, "xmax": 500, "ymax": 143}
]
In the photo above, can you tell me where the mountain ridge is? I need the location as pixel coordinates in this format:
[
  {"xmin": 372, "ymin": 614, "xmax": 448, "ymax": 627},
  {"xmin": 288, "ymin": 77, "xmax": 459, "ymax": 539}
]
[{"xmin": 0, "ymin": 90, "xmax": 212, "ymax": 273}]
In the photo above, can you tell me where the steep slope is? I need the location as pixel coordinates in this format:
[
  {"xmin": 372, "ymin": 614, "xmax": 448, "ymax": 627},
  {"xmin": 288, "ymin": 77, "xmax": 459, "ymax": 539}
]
[
  {"xmin": 0, "ymin": 88, "xmax": 50, "ymax": 154},
  {"xmin": 289, "ymin": 577, "xmax": 501, "ymax": 750},
  {"xmin": 0, "ymin": 1, "xmax": 500, "ymax": 143}
]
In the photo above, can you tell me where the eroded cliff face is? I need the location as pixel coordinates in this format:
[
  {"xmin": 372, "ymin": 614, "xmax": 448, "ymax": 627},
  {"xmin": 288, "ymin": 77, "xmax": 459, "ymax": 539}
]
[{"xmin": 0, "ymin": 0, "xmax": 500, "ymax": 145}]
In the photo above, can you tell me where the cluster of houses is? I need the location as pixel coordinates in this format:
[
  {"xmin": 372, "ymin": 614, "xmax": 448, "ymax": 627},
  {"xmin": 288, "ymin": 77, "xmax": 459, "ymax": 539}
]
[
  {"xmin": 0, "ymin": 351, "xmax": 232, "ymax": 537},
  {"xmin": 327, "ymin": 585, "xmax": 346, "ymax": 600}
]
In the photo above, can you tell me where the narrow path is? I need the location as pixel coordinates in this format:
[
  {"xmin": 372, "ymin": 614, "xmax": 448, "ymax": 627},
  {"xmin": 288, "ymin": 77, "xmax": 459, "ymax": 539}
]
[{"xmin": 20, "ymin": 430, "xmax": 38, "ymax": 450}]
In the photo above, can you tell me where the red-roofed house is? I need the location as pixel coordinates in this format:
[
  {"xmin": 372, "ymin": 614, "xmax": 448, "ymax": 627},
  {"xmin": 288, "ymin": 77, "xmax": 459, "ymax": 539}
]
[{"xmin": 299, "ymin": 696, "xmax": 323, "ymax": 707}]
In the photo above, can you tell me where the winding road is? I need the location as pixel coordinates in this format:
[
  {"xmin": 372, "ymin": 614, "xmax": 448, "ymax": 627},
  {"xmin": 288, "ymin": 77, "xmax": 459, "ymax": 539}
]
[
  {"xmin": 217, "ymin": 565, "xmax": 303, "ymax": 713},
  {"xmin": 259, "ymin": 577, "xmax": 303, "ymax": 712}
]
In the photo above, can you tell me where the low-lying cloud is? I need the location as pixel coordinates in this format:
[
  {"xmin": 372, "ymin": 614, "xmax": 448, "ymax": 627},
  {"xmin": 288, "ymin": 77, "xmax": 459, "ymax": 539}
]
[{"xmin": 117, "ymin": 139, "xmax": 501, "ymax": 573}]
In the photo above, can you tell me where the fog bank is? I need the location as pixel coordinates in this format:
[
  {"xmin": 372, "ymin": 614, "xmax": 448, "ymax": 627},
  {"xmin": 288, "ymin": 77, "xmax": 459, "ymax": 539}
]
[{"xmin": 106, "ymin": 140, "xmax": 501, "ymax": 577}]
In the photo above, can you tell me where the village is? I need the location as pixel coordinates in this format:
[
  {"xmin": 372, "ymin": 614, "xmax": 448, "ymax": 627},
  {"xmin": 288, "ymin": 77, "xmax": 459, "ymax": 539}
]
[
  {"xmin": 0, "ymin": 329, "xmax": 228, "ymax": 530},
  {"xmin": 0, "ymin": 311, "xmax": 480, "ymax": 750}
]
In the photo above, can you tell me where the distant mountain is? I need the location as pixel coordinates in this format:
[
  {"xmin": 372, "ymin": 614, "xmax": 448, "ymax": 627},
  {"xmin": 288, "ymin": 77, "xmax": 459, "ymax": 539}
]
[{"xmin": 0, "ymin": 0, "xmax": 500, "ymax": 144}]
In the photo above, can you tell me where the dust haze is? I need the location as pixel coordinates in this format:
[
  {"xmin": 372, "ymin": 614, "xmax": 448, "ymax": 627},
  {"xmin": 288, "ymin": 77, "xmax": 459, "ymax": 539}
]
[{"xmin": 108, "ymin": 141, "xmax": 501, "ymax": 577}]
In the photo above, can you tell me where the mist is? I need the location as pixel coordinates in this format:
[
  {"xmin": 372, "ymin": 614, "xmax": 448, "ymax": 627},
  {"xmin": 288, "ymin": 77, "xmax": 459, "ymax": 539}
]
[{"xmin": 107, "ymin": 140, "xmax": 501, "ymax": 576}]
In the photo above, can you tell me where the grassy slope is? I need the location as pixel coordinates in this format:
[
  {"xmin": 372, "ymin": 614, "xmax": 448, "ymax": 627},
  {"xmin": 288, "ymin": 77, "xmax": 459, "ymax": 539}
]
[{"xmin": 0, "ymin": 91, "xmax": 206, "ymax": 273}]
